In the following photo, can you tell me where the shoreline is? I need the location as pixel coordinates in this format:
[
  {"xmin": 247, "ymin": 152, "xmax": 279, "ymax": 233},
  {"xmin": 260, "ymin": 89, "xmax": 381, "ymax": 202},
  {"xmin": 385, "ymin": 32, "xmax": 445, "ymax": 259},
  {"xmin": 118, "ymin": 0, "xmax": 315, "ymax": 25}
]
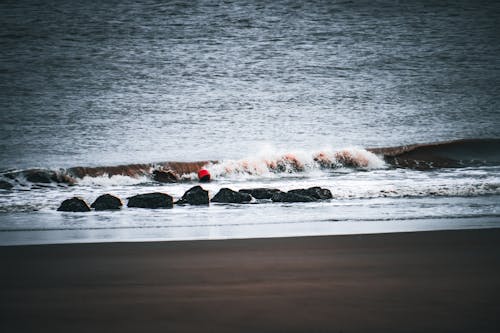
[
  {"xmin": 3, "ymin": 214, "xmax": 500, "ymax": 246},
  {"xmin": 1, "ymin": 224, "xmax": 500, "ymax": 247},
  {"xmin": 2, "ymin": 228, "xmax": 500, "ymax": 332}
]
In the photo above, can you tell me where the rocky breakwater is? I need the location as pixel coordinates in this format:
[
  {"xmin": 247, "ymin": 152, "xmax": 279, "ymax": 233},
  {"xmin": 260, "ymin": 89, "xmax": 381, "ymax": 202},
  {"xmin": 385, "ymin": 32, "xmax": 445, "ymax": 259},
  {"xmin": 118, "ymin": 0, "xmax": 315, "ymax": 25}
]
[{"xmin": 55, "ymin": 185, "xmax": 333, "ymax": 212}]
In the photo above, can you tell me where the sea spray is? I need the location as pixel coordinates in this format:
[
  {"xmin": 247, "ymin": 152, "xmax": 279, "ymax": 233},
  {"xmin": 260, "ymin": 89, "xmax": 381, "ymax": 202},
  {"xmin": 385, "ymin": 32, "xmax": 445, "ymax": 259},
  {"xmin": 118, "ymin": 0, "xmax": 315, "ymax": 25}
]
[{"xmin": 205, "ymin": 147, "xmax": 386, "ymax": 180}]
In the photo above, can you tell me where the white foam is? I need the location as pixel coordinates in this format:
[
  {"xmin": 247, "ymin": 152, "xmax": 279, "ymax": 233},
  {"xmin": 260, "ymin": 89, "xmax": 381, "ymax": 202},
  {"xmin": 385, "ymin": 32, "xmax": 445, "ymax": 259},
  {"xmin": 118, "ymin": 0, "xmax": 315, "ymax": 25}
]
[
  {"xmin": 77, "ymin": 174, "xmax": 150, "ymax": 186},
  {"xmin": 203, "ymin": 146, "xmax": 386, "ymax": 179}
]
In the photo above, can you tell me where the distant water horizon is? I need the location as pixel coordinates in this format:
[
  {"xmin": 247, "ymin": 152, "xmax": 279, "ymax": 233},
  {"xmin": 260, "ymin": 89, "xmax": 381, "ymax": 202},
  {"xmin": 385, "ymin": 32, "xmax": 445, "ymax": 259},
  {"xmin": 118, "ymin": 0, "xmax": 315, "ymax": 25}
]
[{"xmin": 1, "ymin": 0, "xmax": 499, "ymax": 245}]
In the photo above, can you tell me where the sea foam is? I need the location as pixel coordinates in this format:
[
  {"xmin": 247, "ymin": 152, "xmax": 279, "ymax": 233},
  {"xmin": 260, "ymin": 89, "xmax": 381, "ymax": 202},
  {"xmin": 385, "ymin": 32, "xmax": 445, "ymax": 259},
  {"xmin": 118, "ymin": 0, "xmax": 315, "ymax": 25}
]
[{"xmin": 204, "ymin": 147, "xmax": 386, "ymax": 179}]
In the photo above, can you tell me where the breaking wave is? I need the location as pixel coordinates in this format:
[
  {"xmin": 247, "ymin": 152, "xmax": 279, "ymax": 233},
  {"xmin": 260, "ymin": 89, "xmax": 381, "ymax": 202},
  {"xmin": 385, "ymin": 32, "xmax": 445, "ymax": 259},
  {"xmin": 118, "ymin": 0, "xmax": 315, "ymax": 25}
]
[
  {"xmin": 0, "ymin": 147, "xmax": 384, "ymax": 187},
  {"xmin": 0, "ymin": 139, "xmax": 498, "ymax": 188},
  {"xmin": 204, "ymin": 147, "xmax": 384, "ymax": 179}
]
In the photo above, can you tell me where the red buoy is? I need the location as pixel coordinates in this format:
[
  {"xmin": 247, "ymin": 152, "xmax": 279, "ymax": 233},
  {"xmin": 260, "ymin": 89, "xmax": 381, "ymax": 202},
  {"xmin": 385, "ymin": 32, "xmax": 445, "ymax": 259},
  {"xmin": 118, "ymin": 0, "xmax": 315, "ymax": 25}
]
[{"xmin": 197, "ymin": 169, "xmax": 211, "ymax": 182}]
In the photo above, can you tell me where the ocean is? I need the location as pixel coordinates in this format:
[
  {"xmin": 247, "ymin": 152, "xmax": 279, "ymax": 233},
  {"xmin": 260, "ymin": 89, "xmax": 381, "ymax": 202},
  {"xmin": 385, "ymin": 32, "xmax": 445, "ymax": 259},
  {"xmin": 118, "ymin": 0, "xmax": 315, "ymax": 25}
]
[{"xmin": 1, "ymin": 0, "xmax": 499, "ymax": 245}]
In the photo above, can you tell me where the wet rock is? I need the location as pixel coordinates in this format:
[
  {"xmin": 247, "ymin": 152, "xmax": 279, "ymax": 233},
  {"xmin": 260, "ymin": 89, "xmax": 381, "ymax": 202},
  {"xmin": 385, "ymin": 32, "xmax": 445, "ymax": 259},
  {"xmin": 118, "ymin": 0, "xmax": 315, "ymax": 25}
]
[
  {"xmin": 238, "ymin": 188, "xmax": 281, "ymax": 199},
  {"xmin": 91, "ymin": 194, "xmax": 123, "ymax": 211},
  {"xmin": 271, "ymin": 191, "xmax": 316, "ymax": 203},
  {"xmin": 25, "ymin": 169, "xmax": 56, "ymax": 183},
  {"xmin": 128, "ymin": 192, "xmax": 173, "ymax": 209},
  {"xmin": 23, "ymin": 169, "xmax": 75, "ymax": 184},
  {"xmin": 288, "ymin": 187, "xmax": 332, "ymax": 200},
  {"xmin": 0, "ymin": 180, "xmax": 13, "ymax": 190},
  {"xmin": 57, "ymin": 197, "xmax": 91, "ymax": 212},
  {"xmin": 177, "ymin": 186, "xmax": 209, "ymax": 205},
  {"xmin": 309, "ymin": 186, "xmax": 333, "ymax": 199},
  {"xmin": 212, "ymin": 188, "xmax": 252, "ymax": 203},
  {"xmin": 4, "ymin": 172, "xmax": 16, "ymax": 180},
  {"xmin": 152, "ymin": 169, "xmax": 179, "ymax": 183}
]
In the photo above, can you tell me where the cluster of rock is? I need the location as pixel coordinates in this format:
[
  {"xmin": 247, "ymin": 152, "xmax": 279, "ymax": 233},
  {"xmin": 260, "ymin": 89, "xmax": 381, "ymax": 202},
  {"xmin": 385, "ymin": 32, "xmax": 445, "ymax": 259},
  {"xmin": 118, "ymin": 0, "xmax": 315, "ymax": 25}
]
[
  {"xmin": 57, "ymin": 194, "xmax": 123, "ymax": 212},
  {"xmin": 57, "ymin": 186, "xmax": 333, "ymax": 212}
]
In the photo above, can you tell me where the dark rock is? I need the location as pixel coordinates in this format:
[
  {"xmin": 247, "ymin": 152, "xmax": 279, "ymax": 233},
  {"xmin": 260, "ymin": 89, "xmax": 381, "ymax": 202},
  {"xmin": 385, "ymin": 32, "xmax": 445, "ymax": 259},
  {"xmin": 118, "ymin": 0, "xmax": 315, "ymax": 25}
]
[
  {"xmin": 288, "ymin": 187, "xmax": 332, "ymax": 200},
  {"xmin": 3, "ymin": 170, "xmax": 67, "ymax": 185},
  {"xmin": 212, "ymin": 188, "xmax": 252, "ymax": 203},
  {"xmin": 0, "ymin": 180, "xmax": 13, "ymax": 190},
  {"xmin": 128, "ymin": 192, "xmax": 173, "ymax": 209},
  {"xmin": 271, "ymin": 187, "xmax": 332, "ymax": 203},
  {"xmin": 57, "ymin": 197, "xmax": 91, "ymax": 212},
  {"xmin": 309, "ymin": 187, "xmax": 333, "ymax": 199},
  {"xmin": 239, "ymin": 188, "xmax": 281, "ymax": 199},
  {"xmin": 14, "ymin": 169, "xmax": 75, "ymax": 185},
  {"xmin": 152, "ymin": 170, "xmax": 179, "ymax": 183},
  {"xmin": 177, "ymin": 186, "xmax": 209, "ymax": 205},
  {"xmin": 271, "ymin": 191, "xmax": 316, "ymax": 203},
  {"xmin": 25, "ymin": 169, "xmax": 56, "ymax": 183},
  {"xmin": 4, "ymin": 172, "xmax": 16, "ymax": 180},
  {"xmin": 91, "ymin": 194, "xmax": 123, "ymax": 211}
]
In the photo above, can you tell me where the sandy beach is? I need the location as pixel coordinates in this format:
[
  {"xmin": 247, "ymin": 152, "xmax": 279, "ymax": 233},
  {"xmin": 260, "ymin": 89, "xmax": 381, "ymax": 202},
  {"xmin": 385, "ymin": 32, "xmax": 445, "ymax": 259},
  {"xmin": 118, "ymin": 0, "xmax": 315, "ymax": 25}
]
[{"xmin": 1, "ymin": 228, "xmax": 500, "ymax": 332}]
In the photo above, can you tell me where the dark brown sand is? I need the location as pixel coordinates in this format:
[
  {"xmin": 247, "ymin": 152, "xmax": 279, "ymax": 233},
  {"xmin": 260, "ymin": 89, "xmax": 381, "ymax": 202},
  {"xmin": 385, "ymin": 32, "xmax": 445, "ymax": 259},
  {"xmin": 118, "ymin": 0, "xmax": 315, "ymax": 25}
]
[{"xmin": 2, "ymin": 229, "xmax": 500, "ymax": 333}]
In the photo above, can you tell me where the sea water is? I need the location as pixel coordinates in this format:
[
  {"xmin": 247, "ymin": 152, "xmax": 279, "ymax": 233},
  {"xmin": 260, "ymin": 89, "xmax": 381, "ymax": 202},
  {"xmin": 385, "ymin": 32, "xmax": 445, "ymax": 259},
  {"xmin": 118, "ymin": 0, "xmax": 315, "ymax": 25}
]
[{"xmin": 1, "ymin": 0, "xmax": 499, "ymax": 245}]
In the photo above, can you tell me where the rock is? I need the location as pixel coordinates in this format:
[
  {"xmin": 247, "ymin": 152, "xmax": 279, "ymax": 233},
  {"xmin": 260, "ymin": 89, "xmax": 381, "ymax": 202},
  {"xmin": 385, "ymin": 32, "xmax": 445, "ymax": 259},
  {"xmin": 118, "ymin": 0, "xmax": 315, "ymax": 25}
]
[
  {"xmin": 212, "ymin": 188, "xmax": 252, "ymax": 203},
  {"xmin": 22, "ymin": 169, "xmax": 74, "ymax": 184},
  {"xmin": 177, "ymin": 186, "xmax": 209, "ymax": 205},
  {"xmin": 288, "ymin": 187, "xmax": 332, "ymax": 200},
  {"xmin": 25, "ymin": 169, "xmax": 56, "ymax": 183},
  {"xmin": 91, "ymin": 194, "xmax": 123, "ymax": 211},
  {"xmin": 238, "ymin": 188, "xmax": 281, "ymax": 199},
  {"xmin": 152, "ymin": 170, "xmax": 179, "ymax": 183},
  {"xmin": 4, "ymin": 172, "xmax": 16, "ymax": 180},
  {"xmin": 57, "ymin": 197, "xmax": 91, "ymax": 212},
  {"xmin": 271, "ymin": 191, "xmax": 316, "ymax": 203},
  {"xmin": 309, "ymin": 186, "xmax": 333, "ymax": 199},
  {"xmin": 127, "ymin": 192, "xmax": 173, "ymax": 209},
  {"xmin": 0, "ymin": 180, "xmax": 13, "ymax": 190}
]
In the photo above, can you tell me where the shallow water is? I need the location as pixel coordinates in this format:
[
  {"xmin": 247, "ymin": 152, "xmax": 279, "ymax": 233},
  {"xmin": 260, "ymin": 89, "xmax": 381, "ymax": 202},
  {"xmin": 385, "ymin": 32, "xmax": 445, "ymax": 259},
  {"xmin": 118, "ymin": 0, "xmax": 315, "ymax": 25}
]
[
  {"xmin": 1, "ymin": 0, "xmax": 499, "ymax": 245},
  {"xmin": 1, "ymin": 162, "xmax": 499, "ymax": 245}
]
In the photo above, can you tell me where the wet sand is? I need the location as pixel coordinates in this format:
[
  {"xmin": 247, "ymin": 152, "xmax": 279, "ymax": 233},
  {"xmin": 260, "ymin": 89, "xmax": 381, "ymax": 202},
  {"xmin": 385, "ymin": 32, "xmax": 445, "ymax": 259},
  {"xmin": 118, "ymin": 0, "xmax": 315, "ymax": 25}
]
[{"xmin": 1, "ymin": 229, "xmax": 500, "ymax": 332}]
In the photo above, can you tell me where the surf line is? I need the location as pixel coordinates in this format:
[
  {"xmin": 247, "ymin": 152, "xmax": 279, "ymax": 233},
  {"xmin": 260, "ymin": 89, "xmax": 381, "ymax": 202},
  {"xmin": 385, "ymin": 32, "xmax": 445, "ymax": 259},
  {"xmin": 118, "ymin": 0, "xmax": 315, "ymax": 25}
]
[{"xmin": 1, "ymin": 138, "xmax": 498, "ymax": 187}]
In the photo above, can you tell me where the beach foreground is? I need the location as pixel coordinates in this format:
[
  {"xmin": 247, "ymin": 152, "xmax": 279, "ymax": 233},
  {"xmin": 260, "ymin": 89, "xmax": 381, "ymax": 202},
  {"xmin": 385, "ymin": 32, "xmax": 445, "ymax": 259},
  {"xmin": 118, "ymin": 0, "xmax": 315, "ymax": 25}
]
[{"xmin": 2, "ymin": 229, "xmax": 500, "ymax": 332}]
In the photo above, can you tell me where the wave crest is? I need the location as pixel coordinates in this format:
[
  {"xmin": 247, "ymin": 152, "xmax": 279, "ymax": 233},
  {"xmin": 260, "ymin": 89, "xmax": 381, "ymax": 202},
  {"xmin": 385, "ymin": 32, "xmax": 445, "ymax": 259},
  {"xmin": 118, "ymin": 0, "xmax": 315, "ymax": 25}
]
[
  {"xmin": 204, "ymin": 148, "xmax": 385, "ymax": 179},
  {"xmin": 368, "ymin": 138, "xmax": 500, "ymax": 169},
  {"xmin": 1, "ymin": 138, "xmax": 498, "ymax": 187}
]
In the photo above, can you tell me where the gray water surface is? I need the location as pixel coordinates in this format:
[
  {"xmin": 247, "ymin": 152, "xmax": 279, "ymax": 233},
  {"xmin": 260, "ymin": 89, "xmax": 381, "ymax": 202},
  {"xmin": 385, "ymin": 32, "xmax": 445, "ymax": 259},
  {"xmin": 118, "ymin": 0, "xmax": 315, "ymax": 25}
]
[{"xmin": 1, "ymin": 0, "xmax": 499, "ymax": 168}]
